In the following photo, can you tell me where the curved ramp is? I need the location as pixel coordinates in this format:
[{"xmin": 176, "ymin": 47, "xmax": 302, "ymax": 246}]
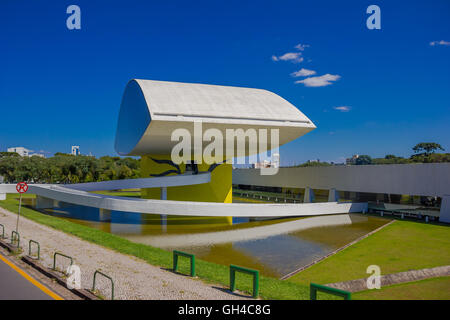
[
  {"xmin": 66, "ymin": 172, "xmax": 211, "ymax": 191},
  {"xmin": 0, "ymin": 175, "xmax": 367, "ymax": 218}
]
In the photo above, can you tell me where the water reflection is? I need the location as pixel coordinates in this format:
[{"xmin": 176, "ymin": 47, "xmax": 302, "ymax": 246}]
[{"xmin": 27, "ymin": 198, "xmax": 389, "ymax": 278}]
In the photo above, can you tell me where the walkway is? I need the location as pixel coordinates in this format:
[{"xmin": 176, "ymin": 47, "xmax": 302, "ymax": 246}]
[
  {"xmin": 0, "ymin": 207, "xmax": 250, "ymax": 300},
  {"xmin": 0, "ymin": 182, "xmax": 367, "ymax": 217}
]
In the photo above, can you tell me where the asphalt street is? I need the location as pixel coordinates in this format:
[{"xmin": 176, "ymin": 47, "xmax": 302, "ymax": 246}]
[{"xmin": 0, "ymin": 252, "xmax": 60, "ymax": 300}]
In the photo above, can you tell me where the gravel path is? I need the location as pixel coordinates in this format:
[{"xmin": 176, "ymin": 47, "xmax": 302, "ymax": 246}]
[{"xmin": 0, "ymin": 207, "xmax": 250, "ymax": 300}]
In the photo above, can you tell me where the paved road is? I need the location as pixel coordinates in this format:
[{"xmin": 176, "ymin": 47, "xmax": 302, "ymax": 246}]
[{"xmin": 0, "ymin": 252, "xmax": 61, "ymax": 300}]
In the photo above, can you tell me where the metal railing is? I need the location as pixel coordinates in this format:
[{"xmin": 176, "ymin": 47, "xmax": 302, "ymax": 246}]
[
  {"xmin": 10, "ymin": 231, "xmax": 20, "ymax": 248},
  {"xmin": 232, "ymin": 190, "xmax": 300, "ymax": 203},
  {"xmin": 310, "ymin": 283, "xmax": 351, "ymax": 300},
  {"xmin": 28, "ymin": 239, "xmax": 40, "ymax": 260},
  {"xmin": 230, "ymin": 264, "xmax": 259, "ymax": 298},
  {"xmin": 0, "ymin": 224, "xmax": 120, "ymax": 300},
  {"xmin": 173, "ymin": 250, "xmax": 196, "ymax": 277},
  {"xmin": 52, "ymin": 252, "xmax": 73, "ymax": 272},
  {"xmin": 92, "ymin": 270, "xmax": 114, "ymax": 300}
]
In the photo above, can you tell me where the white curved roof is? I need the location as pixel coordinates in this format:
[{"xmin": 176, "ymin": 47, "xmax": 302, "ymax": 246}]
[{"xmin": 115, "ymin": 79, "xmax": 316, "ymax": 156}]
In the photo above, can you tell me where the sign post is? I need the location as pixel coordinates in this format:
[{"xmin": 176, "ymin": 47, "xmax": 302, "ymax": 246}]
[{"xmin": 15, "ymin": 182, "xmax": 28, "ymax": 233}]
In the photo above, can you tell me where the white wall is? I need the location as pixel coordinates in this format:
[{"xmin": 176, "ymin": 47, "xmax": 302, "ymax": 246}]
[{"xmin": 233, "ymin": 163, "xmax": 450, "ymax": 197}]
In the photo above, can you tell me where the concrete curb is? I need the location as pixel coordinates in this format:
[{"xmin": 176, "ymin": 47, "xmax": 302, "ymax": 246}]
[
  {"xmin": 21, "ymin": 256, "xmax": 99, "ymax": 300},
  {"xmin": 326, "ymin": 265, "xmax": 450, "ymax": 293},
  {"xmin": 0, "ymin": 237, "xmax": 20, "ymax": 253},
  {"xmin": 0, "ymin": 237, "xmax": 98, "ymax": 300}
]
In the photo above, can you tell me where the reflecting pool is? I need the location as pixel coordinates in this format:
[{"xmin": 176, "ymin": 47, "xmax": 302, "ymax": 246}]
[{"xmin": 26, "ymin": 198, "xmax": 389, "ymax": 278}]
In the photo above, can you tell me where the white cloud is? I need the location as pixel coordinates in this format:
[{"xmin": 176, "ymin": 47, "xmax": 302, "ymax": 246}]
[
  {"xmin": 295, "ymin": 43, "xmax": 310, "ymax": 51},
  {"xmin": 295, "ymin": 74, "xmax": 341, "ymax": 87},
  {"xmin": 430, "ymin": 40, "xmax": 450, "ymax": 46},
  {"xmin": 272, "ymin": 43, "xmax": 309, "ymax": 63},
  {"xmin": 291, "ymin": 68, "xmax": 316, "ymax": 77},
  {"xmin": 333, "ymin": 106, "xmax": 351, "ymax": 112},
  {"xmin": 271, "ymin": 52, "xmax": 303, "ymax": 63}
]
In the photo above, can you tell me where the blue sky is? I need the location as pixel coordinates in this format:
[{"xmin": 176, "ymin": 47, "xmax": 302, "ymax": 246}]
[{"xmin": 0, "ymin": 0, "xmax": 449, "ymax": 165}]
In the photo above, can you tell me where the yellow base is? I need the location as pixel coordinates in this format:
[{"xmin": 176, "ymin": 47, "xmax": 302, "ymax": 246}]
[{"xmin": 141, "ymin": 154, "xmax": 233, "ymax": 225}]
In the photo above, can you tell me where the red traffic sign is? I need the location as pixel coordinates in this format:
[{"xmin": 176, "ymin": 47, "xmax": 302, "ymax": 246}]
[{"xmin": 16, "ymin": 182, "xmax": 28, "ymax": 194}]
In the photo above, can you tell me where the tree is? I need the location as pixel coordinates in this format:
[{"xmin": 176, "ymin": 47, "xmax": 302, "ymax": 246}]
[
  {"xmin": 0, "ymin": 152, "xmax": 20, "ymax": 158},
  {"xmin": 297, "ymin": 161, "xmax": 332, "ymax": 167},
  {"xmin": 355, "ymin": 155, "xmax": 372, "ymax": 165},
  {"xmin": 413, "ymin": 143, "xmax": 444, "ymax": 156},
  {"xmin": 0, "ymin": 153, "xmax": 140, "ymax": 183}
]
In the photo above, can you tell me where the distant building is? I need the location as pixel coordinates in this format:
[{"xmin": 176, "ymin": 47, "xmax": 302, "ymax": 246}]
[
  {"xmin": 30, "ymin": 153, "xmax": 45, "ymax": 158},
  {"xmin": 7, "ymin": 147, "xmax": 44, "ymax": 158},
  {"xmin": 71, "ymin": 146, "xmax": 80, "ymax": 156},
  {"xmin": 307, "ymin": 159, "xmax": 320, "ymax": 163},
  {"xmin": 346, "ymin": 154, "xmax": 359, "ymax": 165},
  {"xmin": 7, "ymin": 147, "xmax": 31, "ymax": 157},
  {"xmin": 252, "ymin": 153, "xmax": 280, "ymax": 169},
  {"xmin": 253, "ymin": 160, "xmax": 270, "ymax": 169}
]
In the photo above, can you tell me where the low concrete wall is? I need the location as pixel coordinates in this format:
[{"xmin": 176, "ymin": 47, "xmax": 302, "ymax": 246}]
[
  {"xmin": 233, "ymin": 163, "xmax": 450, "ymax": 197},
  {"xmin": 326, "ymin": 265, "xmax": 450, "ymax": 293}
]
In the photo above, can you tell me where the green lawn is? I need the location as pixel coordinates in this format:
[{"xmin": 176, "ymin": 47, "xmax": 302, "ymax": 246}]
[
  {"xmin": 353, "ymin": 276, "xmax": 450, "ymax": 300},
  {"xmin": 288, "ymin": 219, "xmax": 450, "ymax": 286},
  {"xmin": 2, "ymin": 193, "xmax": 448, "ymax": 300},
  {"xmin": 0, "ymin": 194, "xmax": 313, "ymax": 300}
]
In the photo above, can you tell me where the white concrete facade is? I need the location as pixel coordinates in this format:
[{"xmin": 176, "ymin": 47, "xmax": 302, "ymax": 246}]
[
  {"xmin": 114, "ymin": 79, "xmax": 316, "ymax": 156},
  {"xmin": 233, "ymin": 163, "xmax": 450, "ymax": 197},
  {"xmin": 233, "ymin": 163, "xmax": 450, "ymax": 222}
]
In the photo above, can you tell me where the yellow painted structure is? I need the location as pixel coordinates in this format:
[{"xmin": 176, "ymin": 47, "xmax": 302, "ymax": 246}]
[{"xmin": 141, "ymin": 155, "xmax": 232, "ymax": 225}]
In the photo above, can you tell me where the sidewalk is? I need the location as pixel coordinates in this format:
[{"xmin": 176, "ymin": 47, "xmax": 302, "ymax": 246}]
[{"xmin": 0, "ymin": 207, "xmax": 249, "ymax": 300}]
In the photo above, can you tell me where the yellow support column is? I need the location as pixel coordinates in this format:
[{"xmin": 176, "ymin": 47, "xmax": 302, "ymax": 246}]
[{"xmin": 141, "ymin": 155, "xmax": 233, "ymax": 226}]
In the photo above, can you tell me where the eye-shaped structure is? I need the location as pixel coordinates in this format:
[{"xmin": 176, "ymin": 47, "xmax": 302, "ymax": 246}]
[{"xmin": 114, "ymin": 79, "xmax": 316, "ymax": 156}]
